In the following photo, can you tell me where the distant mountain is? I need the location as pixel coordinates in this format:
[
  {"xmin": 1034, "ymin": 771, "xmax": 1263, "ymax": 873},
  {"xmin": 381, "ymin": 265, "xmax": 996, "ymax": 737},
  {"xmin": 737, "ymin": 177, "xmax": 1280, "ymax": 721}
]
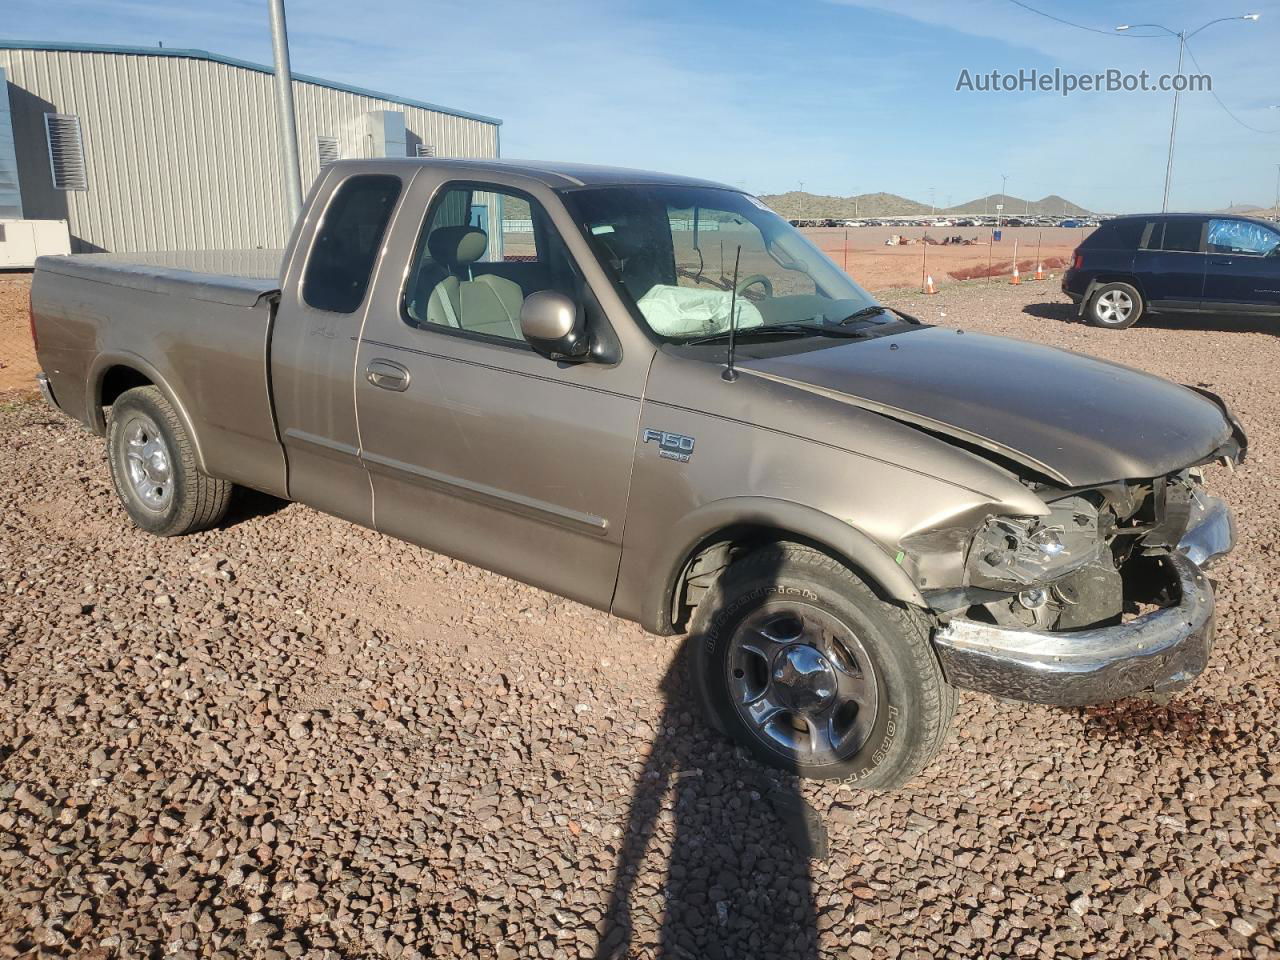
[
  {"xmin": 758, "ymin": 191, "xmax": 932, "ymax": 219},
  {"xmin": 1219, "ymin": 203, "xmax": 1271, "ymax": 214},
  {"xmin": 944, "ymin": 194, "xmax": 1093, "ymax": 217},
  {"xmin": 757, "ymin": 190, "xmax": 1092, "ymax": 219}
]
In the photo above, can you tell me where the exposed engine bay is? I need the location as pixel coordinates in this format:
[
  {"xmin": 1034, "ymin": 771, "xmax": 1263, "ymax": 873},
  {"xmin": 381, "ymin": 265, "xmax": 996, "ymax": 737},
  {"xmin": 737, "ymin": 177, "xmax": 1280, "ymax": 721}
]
[{"xmin": 957, "ymin": 469, "xmax": 1227, "ymax": 632}]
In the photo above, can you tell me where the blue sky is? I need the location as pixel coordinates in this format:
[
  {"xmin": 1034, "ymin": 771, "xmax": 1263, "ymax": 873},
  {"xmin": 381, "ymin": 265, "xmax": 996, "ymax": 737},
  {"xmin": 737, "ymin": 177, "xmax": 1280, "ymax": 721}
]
[{"xmin": 7, "ymin": 0, "xmax": 1280, "ymax": 212}]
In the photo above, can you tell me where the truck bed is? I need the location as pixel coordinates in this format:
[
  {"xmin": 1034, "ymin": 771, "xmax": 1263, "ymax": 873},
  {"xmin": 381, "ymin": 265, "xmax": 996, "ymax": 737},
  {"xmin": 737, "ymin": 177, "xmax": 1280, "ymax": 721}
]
[
  {"xmin": 31, "ymin": 248, "xmax": 289, "ymax": 498},
  {"xmin": 35, "ymin": 248, "xmax": 282, "ymax": 305}
]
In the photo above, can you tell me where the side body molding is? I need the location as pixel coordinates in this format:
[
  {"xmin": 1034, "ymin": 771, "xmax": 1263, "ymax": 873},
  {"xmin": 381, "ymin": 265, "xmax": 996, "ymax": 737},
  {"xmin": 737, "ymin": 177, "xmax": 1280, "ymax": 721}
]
[{"xmin": 626, "ymin": 496, "xmax": 927, "ymax": 636}]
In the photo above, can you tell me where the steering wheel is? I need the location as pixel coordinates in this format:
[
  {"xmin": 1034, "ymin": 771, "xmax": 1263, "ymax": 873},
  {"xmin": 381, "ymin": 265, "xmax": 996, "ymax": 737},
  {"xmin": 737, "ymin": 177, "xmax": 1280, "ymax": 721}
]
[{"xmin": 735, "ymin": 274, "xmax": 773, "ymax": 297}]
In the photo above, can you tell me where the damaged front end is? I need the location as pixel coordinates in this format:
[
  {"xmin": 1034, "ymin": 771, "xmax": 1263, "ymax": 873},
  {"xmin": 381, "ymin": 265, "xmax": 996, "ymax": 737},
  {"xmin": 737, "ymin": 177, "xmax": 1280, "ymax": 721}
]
[{"xmin": 917, "ymin": 462, "xmax": 1240, "ymax": 707}]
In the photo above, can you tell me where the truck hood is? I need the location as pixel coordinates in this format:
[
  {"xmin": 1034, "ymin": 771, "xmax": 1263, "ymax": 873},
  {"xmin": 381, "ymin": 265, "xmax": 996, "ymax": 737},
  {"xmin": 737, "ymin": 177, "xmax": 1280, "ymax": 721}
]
[{"xmin": 740, "ymin": 326, "xmax": 1233, "ymax": 486}]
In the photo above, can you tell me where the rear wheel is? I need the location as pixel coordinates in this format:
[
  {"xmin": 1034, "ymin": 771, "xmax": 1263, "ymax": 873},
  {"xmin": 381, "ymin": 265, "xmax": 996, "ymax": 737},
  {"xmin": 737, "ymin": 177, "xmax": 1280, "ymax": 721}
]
[
  {"xmin": 107, "ymin": 386, "xmax": 232, "ymax": 536},
  {"xmin": 690, "ymin": 543, "xmax": 956, "ymax": 789},
  {"xmin": 1086, "ymin": 282, "xmax": 1143, "ymax": 329}
]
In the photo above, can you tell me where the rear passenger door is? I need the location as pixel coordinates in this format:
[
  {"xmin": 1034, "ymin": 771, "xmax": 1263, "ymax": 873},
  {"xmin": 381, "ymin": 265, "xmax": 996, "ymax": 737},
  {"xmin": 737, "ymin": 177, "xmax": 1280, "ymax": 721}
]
[
  {"xmin": 272, "ymin": 171, "xmax": 405, "ymax": 526},
  {"xmin": 1135, "ymin": 218, "xmax": 1208, "ymax": 309},
  {"xmin": 1201, "ymin": 218, "xmax": 1280, "ymax": 314},
  {"xmin": 353, "ymin": 176, "xmax": 647, "ymax": 611}
]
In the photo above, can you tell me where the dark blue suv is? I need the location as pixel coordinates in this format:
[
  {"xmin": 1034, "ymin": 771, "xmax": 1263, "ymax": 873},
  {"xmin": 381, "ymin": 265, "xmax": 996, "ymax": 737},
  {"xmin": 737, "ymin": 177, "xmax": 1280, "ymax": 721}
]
[{"xmin": 1062, "ymin": 213, "xmax": 1280, "ymax": 329}]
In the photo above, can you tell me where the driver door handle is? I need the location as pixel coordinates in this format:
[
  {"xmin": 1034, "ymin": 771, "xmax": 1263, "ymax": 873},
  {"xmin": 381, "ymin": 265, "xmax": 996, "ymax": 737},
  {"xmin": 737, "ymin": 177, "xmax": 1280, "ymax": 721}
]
[{"xmin": 366, "ymin": 359, "xmax": 411, "ymax": 392}]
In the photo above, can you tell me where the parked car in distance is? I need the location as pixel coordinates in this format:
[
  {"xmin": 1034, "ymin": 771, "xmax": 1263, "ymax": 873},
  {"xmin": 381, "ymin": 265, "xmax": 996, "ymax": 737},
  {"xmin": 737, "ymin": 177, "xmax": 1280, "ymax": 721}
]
[
  {"xmin": 1060, "ymin": 219, "xmax": 1081, "ymax": 229},
  {"xmin": 1063, "ymin": 212, "xmax": 1280, "ymax": 329},
  {"xmin": 30, "ymin": 159, "xmax": 1246, "ymax": 789}
]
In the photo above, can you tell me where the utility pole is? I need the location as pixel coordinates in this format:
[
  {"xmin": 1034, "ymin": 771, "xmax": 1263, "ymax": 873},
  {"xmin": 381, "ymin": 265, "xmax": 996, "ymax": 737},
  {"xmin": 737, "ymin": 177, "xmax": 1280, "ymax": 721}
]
[
  {"xmin": 269, "ymin": 0, "xmax": 303, "ymax": 223},
  {"xmin": 1161, "ymin": 30, "xmax": 1186, "ymax": 213},
  {"xmin": 998, "ymin": 174, "xmax": 1008, "ymax": 230},
  {"xmin": 1274, "ymin": 163, "xmax": 1279, "ymax": 222},
  {"xmin": 1117, "ymin": 15, "xmax": 1260, "ymax": 213}
]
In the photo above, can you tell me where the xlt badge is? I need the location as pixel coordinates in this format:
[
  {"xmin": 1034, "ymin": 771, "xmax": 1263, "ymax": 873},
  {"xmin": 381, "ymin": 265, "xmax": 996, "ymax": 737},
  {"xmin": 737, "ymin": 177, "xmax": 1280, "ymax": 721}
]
[{"xmin": 643, "ymin": 429, "xmax": 695, "ymax": 462}]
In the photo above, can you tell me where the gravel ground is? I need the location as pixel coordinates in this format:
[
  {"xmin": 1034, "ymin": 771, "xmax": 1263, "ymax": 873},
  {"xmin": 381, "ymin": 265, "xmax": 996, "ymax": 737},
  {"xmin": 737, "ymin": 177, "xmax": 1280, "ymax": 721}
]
[{"xmin": 2, "ymin": 279, "xmax": 1278, "ymax": 959}]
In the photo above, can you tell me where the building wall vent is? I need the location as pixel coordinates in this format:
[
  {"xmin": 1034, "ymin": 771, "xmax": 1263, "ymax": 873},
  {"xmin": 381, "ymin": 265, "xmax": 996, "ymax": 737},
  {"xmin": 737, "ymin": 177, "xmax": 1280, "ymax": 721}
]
[
  {"xmin": 416, "ymin": 143, "xmax": 436, "ymax": 158},
  {"xmin": 43, "ymin": 114, "xmax": 88, "ymax": 191},
  {"xmin": 317, "ymin": 135, "xmax": 340, "ymax": 167}
]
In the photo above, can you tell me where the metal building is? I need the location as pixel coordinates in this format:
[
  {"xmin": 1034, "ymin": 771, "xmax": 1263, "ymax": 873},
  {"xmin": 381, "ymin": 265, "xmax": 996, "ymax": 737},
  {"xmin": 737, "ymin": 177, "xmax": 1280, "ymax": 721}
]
[{"xmin": 0, "ymin": 40, "xmax": 502, "ymax": 252}]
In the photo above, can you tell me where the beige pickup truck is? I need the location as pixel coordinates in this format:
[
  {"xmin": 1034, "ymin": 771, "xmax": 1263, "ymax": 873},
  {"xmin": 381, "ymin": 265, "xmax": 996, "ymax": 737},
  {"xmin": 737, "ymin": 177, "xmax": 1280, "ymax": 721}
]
[{"xmin": 31, "ymin": 159, "xmax": 1245, "ymax": 788}]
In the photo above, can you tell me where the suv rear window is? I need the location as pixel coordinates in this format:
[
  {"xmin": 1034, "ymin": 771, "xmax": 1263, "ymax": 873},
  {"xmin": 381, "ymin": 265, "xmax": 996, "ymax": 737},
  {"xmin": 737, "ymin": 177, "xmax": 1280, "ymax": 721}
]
[
  {"xmin": 1081, "ymin": 218, "xmax": 1145, "ymax": 250},
  {"xmin": 1157, "ymin": 219, "xmax": 1203, "ymax": 253}
]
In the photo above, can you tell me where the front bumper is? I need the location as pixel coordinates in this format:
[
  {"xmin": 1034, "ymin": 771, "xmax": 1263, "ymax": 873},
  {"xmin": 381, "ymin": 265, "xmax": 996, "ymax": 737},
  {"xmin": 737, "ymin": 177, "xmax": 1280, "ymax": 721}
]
[{"xmin": 932, "ymin": 497, "xmax": 1233, "ymax": 706}]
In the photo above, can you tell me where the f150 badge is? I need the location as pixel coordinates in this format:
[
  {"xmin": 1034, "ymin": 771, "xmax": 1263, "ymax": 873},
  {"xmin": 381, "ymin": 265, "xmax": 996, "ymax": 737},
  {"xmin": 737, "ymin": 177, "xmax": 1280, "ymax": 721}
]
[{"xmin": 643, "ymin": 429, "xmax": 695, "ymax": 463}]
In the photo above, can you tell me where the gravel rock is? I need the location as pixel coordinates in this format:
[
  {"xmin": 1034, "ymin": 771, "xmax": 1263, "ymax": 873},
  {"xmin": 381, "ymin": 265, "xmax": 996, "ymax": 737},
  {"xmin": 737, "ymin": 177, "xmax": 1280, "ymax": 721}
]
[{"xmin": 0, "ymin": 279, "xmax": 1276, "ymax": 957}]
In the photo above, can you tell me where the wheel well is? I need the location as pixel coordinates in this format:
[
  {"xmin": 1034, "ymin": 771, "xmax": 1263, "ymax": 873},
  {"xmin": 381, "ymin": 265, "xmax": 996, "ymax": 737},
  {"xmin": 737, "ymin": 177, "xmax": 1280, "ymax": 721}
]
[
  {"xmin": 668, "ymin": 524, "xmax": 893, "ymax": 632},
  {"xmin": 99, "ymin": 365, "xmax": 153, "ymax": 408},
  {"xmin": 1088, "ymin": 275, "xmax": 1146, "ymax": 302}
]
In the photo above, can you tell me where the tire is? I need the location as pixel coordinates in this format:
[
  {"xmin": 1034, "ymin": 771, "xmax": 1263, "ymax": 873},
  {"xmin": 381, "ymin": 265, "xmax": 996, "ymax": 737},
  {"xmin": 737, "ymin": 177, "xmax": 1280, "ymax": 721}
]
[
  {"xmin": 1086, "ymin": 281, "xmax": 1143, "ymax": 329},
  {"xmin": 689, "ymin": 544, "xmax": 956, "ymax": 790},
  {"xmin": 107, "ymin": 385, "xmax": 232, "ymax": 537}
]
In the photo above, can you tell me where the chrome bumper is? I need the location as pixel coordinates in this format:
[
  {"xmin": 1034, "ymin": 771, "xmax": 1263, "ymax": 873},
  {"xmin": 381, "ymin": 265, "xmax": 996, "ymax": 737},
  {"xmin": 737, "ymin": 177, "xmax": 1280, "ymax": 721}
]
[{"xmin": 932, "ymin": 497, "xmax": 1233, "ymax": 706}]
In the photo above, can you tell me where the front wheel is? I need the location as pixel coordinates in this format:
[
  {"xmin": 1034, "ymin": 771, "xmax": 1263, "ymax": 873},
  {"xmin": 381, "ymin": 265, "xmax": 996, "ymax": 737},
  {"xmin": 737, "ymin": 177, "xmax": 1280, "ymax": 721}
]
[
  {"xmin": 690, "ymin": 544, "xmax": 956, "ymax": 790},
  {"xmin": 1086, "ymin": 282, "xmax": 1143, "ymax": 329},
  {"xmin": 107, "ymin": 385, "xmax": 233, "ymax": 536}
]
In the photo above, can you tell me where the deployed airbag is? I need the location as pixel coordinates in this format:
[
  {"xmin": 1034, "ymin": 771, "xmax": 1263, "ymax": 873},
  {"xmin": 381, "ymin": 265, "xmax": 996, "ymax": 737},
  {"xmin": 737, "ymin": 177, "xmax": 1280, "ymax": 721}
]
[{"xmin": 636, "ymin": 284, "xmax": 764, "ymax": 338}]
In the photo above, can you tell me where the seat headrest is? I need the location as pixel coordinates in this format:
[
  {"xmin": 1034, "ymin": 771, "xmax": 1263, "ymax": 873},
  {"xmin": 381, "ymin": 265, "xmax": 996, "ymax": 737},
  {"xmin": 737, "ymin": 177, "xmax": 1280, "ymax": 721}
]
[{"xmin": 428, "ymin": 226, "xmax": 488, "ymax": 266}]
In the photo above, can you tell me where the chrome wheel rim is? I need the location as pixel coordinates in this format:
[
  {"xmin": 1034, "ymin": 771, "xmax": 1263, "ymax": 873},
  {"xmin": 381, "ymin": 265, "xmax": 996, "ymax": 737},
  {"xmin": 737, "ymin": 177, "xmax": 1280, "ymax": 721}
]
[
  {"xmin": 1095, "ymin": 290, "xmax": 1133, "ymax": 324},
  {"xmin": 121, "ymin": 413, "xmax": 174, "ymax": 511},
  {"xmin": 726, "ymin": 602, "xmax": 879, "ymax": 766}
]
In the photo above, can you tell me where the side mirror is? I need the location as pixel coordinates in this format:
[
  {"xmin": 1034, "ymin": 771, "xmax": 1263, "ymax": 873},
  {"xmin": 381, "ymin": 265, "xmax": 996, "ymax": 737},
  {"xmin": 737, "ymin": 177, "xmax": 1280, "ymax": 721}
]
[{"xmin": 520, "ymin": 290, "xmax": 590, "ymax": 361}]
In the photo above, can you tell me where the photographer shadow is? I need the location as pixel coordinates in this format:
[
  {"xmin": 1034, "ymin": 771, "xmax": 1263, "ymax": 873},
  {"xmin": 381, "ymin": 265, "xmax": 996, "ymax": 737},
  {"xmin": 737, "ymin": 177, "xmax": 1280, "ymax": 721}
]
[{"xmin": 596, "ymin": 571, "xmax": 827, "ymax": 958}]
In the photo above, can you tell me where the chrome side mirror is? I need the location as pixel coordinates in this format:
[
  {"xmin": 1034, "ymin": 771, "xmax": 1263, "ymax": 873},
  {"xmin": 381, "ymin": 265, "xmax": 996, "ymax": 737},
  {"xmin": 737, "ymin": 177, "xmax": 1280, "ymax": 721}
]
[{"xmin": 520, "ymin": 290, "xmax": 590, "ymax": 360}]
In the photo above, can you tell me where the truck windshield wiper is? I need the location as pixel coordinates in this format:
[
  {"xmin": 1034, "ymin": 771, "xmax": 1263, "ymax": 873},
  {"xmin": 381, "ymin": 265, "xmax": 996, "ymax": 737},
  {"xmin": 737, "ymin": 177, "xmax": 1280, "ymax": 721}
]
[
  {"xmin": 837, "ymin": 304, "xmax": 919, "ymax": 326},
  {"xmin": 684, "ymin": 322, "xmax": 880, "ymax": 346}
]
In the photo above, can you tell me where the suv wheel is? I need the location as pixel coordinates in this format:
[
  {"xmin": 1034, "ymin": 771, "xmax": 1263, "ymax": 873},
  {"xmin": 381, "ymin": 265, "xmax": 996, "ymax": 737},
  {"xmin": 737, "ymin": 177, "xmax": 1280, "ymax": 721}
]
[
  {"xmin": 107, "ymin": 386, "xmax": 233, "ymax": 536},
  {"xmin": 690, "ymin": 544, "xmax": 956, "ymax": 790},
  {"xmin": 1086, "ymin": 282, "xmax": 1143, "ymax": 329}
]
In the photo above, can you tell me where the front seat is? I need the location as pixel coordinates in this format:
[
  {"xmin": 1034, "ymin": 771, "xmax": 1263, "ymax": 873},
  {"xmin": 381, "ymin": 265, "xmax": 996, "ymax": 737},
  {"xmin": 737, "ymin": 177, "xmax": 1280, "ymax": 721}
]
[{"xmin": 415, "ymin": 226, "xmax": 525, "ymax": 339}]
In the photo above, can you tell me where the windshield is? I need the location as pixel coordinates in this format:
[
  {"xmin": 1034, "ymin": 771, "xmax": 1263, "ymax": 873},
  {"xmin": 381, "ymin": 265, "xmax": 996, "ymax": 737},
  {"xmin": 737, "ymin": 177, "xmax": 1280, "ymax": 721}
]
[{"xmin": 560, "ymin": 185, "xmax": 886, "ymax": 343}]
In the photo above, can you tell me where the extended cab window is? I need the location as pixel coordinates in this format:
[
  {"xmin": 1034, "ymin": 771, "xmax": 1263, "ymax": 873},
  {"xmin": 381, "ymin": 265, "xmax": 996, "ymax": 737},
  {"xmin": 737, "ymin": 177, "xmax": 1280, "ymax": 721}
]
[
  {"xmin": 403, "ymin": 184, "xmax": 578, "ymax": 342},
  {"xmin": 1207, "ymin": 219, "xmax": 1280, "ymax": 257},
  {"xmin": 303, "ymin": 174, "xmax": 402, "ymax": 313}
]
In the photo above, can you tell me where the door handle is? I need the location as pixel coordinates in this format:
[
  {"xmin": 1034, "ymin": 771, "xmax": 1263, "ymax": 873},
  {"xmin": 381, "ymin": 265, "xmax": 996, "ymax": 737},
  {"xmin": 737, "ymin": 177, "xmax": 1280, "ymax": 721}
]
[
  {"xmin": 1210, "ymin": 258, "xmax": 1233, "ymax": 265},
  {"xmin": 366, "ymin": 359, "xmax": 411, "ymax": 392}
]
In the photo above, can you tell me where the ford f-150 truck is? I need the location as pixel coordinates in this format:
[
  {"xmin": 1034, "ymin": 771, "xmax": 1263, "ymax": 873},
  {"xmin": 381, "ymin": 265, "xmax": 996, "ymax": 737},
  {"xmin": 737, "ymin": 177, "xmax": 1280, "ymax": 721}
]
[{"xmin": 30, "ymin": 159, "xmax": 1246, "ymax": 789}]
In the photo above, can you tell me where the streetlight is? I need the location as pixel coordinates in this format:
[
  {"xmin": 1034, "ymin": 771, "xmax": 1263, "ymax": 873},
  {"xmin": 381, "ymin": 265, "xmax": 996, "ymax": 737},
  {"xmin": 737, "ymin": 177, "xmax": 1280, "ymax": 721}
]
[
  {"xmin": 997, "ymin": 174, "xmax": 1008, "ymax": 230},
  {"xmin": 1116, "ymin": 14, "xmax": 1261, "ymax": 212}
]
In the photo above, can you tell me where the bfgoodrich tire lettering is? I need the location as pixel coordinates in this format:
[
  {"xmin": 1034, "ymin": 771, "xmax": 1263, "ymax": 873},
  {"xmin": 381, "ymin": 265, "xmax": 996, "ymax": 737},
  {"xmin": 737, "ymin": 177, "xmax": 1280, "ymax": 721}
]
[
  {"xmin": 107, "ymin": 386, "xmax": 233, "ymax": 537},
  {"xmin": 690, "ymin": 543, "xmax": 956, "ymax": 790}
]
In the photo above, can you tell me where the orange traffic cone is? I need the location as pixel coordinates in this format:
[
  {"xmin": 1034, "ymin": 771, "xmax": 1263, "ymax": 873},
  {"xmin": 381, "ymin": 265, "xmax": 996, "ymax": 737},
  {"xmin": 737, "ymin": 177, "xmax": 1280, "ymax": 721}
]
[
  {"xmin": 1034, "ymin": 262, "xmax": 1045, "ymax": 281},
  {"xmin": 924, "ymin": 274, "xmax": 938, "ymax": 294},
  {"xmin": 1009, "ymin": 263, "xmax": 1021, "ymax": 285}
]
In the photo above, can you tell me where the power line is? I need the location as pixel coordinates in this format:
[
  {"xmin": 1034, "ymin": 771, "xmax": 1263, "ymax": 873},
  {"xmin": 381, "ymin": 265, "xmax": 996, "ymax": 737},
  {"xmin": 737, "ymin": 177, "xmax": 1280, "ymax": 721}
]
[
  {"xmin": 1182, "ymin": 40, "xmax": 1280, "ymax": 135},
  {"xmin": 1003, "ymin": 0, "xmax": 1160, "ymax": 37}
]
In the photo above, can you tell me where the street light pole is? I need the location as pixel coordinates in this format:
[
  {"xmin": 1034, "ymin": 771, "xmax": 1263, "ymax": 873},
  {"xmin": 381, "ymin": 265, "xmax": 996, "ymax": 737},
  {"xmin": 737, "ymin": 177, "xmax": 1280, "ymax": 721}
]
[
  {"xmin": 268, "ymin": 0, "xmax": 304, "ymax": 224},
  {"xmin": 1117, "ymin": 14, "xmax": 1260, "ymax": 213}
]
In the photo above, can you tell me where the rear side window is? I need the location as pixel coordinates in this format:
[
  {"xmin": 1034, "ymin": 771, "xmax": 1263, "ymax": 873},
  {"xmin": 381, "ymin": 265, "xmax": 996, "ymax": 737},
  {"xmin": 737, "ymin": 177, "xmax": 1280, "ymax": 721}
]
[
  {"xmin": 303, "ymin": 174, "xmax": 402, "ymax": 313},
  {"xmin": 1082, "ymin": 218, "xmax": 1145, "ymax": 250},
  {"xmin": 1158, "ymin": 219, "xmax": 1204, "ymax": 253}
]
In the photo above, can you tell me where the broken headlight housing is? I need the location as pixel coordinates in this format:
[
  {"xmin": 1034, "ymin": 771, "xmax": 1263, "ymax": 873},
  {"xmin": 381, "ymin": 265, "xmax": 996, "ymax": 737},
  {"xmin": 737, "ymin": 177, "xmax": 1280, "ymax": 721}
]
[{"xmin": 967, "ymin": 496, "xmax": 1107, "ymax": 588}]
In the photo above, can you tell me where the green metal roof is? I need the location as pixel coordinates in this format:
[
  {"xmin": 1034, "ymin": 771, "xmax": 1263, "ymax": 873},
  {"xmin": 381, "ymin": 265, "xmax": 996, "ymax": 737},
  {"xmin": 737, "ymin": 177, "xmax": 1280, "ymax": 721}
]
[{"xmin": 0, "ymin": 39, "xmax": 502, "ymax": 126}]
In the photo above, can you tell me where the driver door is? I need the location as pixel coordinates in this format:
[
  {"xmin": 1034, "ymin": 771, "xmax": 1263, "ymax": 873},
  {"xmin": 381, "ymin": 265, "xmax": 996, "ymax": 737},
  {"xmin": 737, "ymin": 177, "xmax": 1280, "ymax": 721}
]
[{"xmin": 353, "ymin": 174, "xmax": 648, "ymax": 610}]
